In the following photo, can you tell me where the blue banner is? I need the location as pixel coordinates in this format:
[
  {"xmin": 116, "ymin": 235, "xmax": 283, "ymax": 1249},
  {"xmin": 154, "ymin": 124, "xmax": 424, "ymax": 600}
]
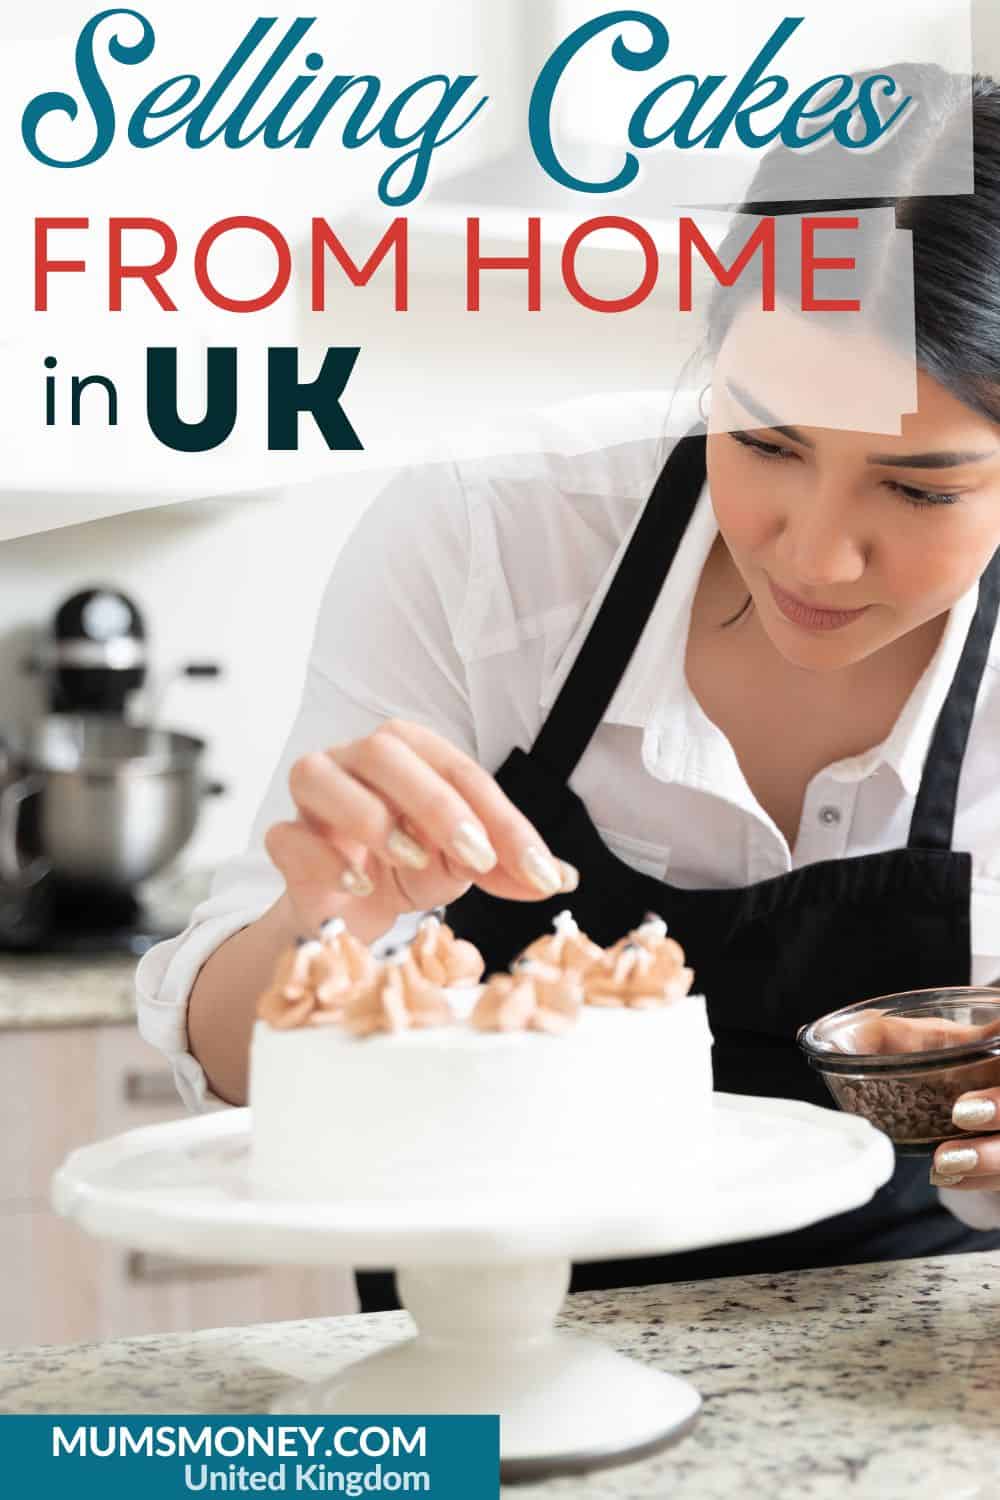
[{"xmin": 0, "ymin": 1417, "xmax": 500, "ymax": 1500}]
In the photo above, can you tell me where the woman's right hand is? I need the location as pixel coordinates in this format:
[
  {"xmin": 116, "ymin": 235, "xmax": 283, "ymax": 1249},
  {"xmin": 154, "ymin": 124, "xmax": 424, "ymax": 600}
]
[{"xmin": 264, "ymin": 718, "xmax": 579, "ymax": 938}]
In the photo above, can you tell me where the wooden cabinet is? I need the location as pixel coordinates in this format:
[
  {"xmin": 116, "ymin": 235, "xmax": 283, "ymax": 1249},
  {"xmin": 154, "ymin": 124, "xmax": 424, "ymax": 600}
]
[{"xmin": 0, "ymin": 1022, "xmax": 356, "ymax": 1349}]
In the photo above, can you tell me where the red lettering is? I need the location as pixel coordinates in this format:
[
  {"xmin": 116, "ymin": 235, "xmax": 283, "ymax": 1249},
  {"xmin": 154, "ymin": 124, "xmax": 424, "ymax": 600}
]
[
  {"xmin": 34, "ymin": 218, "xmax": 88, "ymax": 311},
  {"xmin": 679, "ymin": 217, "xmax": 775, "ymax": 312},
  {"xmin": 194, "ymin": 217, "xmax": 292, "ymax": 313},
  {"xmin": 312, "ymin": 219, "xmax": 408, "ymax": 311},
  {"xmin": 801, "ymin": 216, "xmax": 860, "ymax": 312},
  {"xmin": 109, "ymin": 218, "xmax": 178, "ymax": 311},
  {"xmin": 467, "ymin": 217, "xmax": 542, "ymax": 311},
  {"xmin": 562, "ymin": 217, "xmax": 658, "ymax": 312}
]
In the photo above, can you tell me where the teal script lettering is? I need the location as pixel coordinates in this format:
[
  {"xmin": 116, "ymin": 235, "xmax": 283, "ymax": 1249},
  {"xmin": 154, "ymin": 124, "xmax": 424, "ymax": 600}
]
[
  {"xmin": 21, "ymin": 8, "xmax": 489, "ymax": 206},
  {"xmin": 528, "ymin": 10, "xmax": 913, "ymax": 191}
]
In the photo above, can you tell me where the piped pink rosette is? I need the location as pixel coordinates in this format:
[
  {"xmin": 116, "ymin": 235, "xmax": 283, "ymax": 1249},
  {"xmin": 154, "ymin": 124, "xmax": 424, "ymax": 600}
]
[
  {"xmin": 255, "ymin": 909, "xmax": 697, "ymax": 1038},
  {"xmin": 407, "ymin": 913, "xmax": 485, "ymax": 987},
  {"xmin": 518, "ymin": 909, "xmax": 605, "ymax": 974},
  {"xmin": 257, "ymin": 917, "xmax": 376, "ymax": 1029},
  {"xmin": 310, "ymin": 917, "xmax": 379, "ymax": 1023},
  {"xmin": 835, "ymin": 1010, "xmax": 1000, "ymax": 1056},
  {"xmin": 257, "ymin": 938, "xmax": 326, "ymax": 1030},
  {"xmin": 341, "ymin": 950, "xmax": 454, "ymax": 1038},
  {"xmin": 587, "ymin": 914, "xmax": 694, "ymax": 1009},
  {"xmin": 470, "ymin": 958, "xmax": 584, "ymax": 1036}
]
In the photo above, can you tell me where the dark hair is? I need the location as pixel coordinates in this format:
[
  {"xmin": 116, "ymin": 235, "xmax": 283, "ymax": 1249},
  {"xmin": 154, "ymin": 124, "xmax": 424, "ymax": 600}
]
[{"xmin": 693, "ymin": 65, "xmax": 1000, "ymax": 627}]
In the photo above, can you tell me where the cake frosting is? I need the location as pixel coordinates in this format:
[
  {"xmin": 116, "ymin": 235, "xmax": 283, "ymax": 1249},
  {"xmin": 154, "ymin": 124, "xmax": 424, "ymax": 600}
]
[
  {"xmin": 407, "ymin": 913, "xmax": 485, "ymax": 986},
  {"xmin": 606, "ymin": 914, "xmax": 690, "ymax": 972},
  {"xmin": 587, "ymin": 930, "xmax": 694, "ymax": 1009},
  {"xmin": 471, "ymin": 959, "xmax": 584, "ymax": 1035},
  {"xmin": 256, "ymin": 940, "xmax": 324, "ymax": 1031},
  {"xmin": 518, "ymin": 909, "xmax": 605, "ymax": 974},
  {"xmin": 834, "ymin": 1009, "xmax": 1000, "ymax": 1055},
  {"xmin": 341, "ymin": 950, "xmax": 455, "ymax": 1037},
  {"xmin": 257, "ymin": 919, "xmax": 376, "ymax": 1029},
  {"xmin": 249, "ymin": 910, "xmax": 714, "ymax": 1203}
]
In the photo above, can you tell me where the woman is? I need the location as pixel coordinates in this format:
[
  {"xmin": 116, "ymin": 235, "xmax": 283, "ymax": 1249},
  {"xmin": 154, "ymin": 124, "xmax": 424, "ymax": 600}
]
[{"xmin": 139, "ymin": 65, "xmax": 1000, "ymax": 1308}]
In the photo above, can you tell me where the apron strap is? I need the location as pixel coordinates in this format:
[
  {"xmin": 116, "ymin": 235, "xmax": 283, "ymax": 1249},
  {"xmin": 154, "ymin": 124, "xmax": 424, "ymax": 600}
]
[
  {"xmin": 531, "ymin": 425, "xmax": 708, "ymax": 781},
  {"xmin": 908, "ymin": 544, "xmax": 1000, "ymax": 851}
]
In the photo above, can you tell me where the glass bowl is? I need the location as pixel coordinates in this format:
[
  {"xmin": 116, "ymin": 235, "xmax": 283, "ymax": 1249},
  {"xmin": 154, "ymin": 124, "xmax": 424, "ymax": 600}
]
[{"xmin": 797, "ymin": 987, "xmax": 1000, "ymax": 1155}]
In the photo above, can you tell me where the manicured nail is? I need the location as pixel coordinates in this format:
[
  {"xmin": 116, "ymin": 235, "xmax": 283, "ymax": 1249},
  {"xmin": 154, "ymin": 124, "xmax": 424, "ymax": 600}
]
[
  {"xmin": 521, "ymin": 846, "xmax": 562, "ymax": 896},
  {"xmin": 930, "ymin": 1169, "xmax": 966, "ymax": 1188},
  {"xmin": 339, "ymin": 867, "xmax": 374, "ymax": 897},
  {"xmin": 558, "ymin": 860, "xmax": 580, "ymax": 893},
  {"xmin": 934, "ymin": 1147, "xmax": 979, "ymax": 1176},
  {"xmin": 952, "ymin": 1098, "xmax": 998, "ymax": 1129},
  {"xmin": 387, "ymin": 828, "xmax": 430, "ymax": 870},
  {"xmin": 451, "ymin": 821, "xmax": 498, "ymax": 873}
]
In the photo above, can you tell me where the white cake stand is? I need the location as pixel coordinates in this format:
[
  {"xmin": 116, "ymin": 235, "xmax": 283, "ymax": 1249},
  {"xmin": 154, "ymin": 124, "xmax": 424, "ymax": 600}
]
[{"xmin": 52, "ymin": 1094, "xmax": 893, "ymax": 1482}]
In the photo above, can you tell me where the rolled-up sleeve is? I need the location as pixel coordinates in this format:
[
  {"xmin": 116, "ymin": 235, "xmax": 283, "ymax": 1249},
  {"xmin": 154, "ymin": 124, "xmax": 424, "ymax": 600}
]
[{"xmin": 136, "ymin": 460, "xmax": 477, "ymax": 1110}]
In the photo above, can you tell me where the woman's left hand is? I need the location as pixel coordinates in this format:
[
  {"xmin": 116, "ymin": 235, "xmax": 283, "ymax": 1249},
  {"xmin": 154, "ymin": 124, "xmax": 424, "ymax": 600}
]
[{"xmin": 930, "ymin": 1093, "xmax": 1000, "ymax": 1188}]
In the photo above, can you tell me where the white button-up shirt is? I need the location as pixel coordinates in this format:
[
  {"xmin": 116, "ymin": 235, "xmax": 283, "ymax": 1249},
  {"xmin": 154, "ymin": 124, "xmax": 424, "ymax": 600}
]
[{"xmin": 136, "ymin": 388, "xmax": 1000, "ymax": 1229}]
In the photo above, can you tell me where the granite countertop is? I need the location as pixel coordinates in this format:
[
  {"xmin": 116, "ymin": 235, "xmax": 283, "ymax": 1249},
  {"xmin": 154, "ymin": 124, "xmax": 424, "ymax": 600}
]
[
  {"xmin": 0, "ymin": 870, "xmax": 211, "ymax": 1031},
  {"xmin": 2, "ymin": 1251, "xmax": 998, "ymax": 1498},
  {"xmin": 0, "ymin": 952, "xmax": 139, "ymax": 1030}
]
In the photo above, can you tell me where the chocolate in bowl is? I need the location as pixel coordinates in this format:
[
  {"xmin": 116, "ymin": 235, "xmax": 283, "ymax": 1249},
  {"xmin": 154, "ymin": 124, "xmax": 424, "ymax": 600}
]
[{"xmin": 797, "ymin": 988, "xmax": 1000, "ymax": 1155}]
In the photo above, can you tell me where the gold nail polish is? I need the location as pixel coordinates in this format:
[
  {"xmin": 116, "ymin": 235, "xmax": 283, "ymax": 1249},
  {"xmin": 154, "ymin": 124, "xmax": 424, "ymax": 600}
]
[
  {"xmin": 387, "ymin": 828, "xmax": 430, "ymax": 869},
  {"xmin": 952, "ymin": 1098, "xmax": 998, "ymax": 1129},
  {"xmin": 340, "ymin": 867, "xmax": 374, "ymax": 897},
  {"xmin": 935, "ymin": 1146, "xmax": 979, "ymax": 1175},
  {"xmin": 452, "ymin": 821, "xmax": 498, "ymax": 873},
  {"xmin": 521, "ymin": 847, "xmax": 562, "ymax": 896},
  {"xmin": 930, "ymin": 1169, "xmax": 966, "ymax": 1188}
]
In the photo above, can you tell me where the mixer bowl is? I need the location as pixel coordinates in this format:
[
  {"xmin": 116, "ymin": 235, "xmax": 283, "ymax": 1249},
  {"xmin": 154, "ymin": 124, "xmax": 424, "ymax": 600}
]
[{"xmin": 0, "ymin": 715, "xmax": 218, "ymax": 889}]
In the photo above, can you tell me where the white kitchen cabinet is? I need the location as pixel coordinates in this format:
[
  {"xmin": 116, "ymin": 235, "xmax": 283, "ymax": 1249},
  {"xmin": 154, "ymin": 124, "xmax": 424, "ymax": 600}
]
[{"xmin": 0, "ymin": 1022, "xmax": 356, "ymax": 1348}]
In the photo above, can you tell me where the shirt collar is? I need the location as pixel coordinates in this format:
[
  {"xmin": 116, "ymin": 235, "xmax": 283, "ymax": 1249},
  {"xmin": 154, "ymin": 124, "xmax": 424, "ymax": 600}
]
[
  {"xmin": 539, "ymin": 469, "xmax": 983, "ymax": 800},
  {"xmin": 538, "ymin": 473, "xmax": 716, "ymax": 726}
]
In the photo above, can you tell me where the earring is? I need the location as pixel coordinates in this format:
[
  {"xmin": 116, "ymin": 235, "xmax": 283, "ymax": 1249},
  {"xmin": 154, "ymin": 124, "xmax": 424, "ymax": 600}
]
[{"xmin": 698, "ymin": 383, "xmax": 712, "ymax": 424}]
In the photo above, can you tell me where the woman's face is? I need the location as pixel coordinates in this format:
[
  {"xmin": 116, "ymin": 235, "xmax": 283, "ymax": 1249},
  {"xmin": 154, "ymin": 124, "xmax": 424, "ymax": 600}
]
[{"xmin": 705, "ymin": 305, "xmax": 1000, "ymax": 673}]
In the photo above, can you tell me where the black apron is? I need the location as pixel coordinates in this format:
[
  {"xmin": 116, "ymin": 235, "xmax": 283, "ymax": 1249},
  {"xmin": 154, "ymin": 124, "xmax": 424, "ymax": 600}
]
[{"xmin": 357, "ymin": 424, "xmax": 1000, "ymax": 1312}]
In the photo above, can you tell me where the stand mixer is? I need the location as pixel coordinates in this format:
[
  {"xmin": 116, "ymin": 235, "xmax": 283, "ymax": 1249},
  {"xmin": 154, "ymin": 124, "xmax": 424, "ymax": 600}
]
[{"xmin": 0, "ymin": 586, "xmax": 222, "ymax": 953}]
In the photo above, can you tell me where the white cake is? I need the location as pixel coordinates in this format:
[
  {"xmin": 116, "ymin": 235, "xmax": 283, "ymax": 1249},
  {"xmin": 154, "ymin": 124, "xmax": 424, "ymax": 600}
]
[{"xmin": 250, "ymin": 984, "xmax": 714, "ymax": 1204}]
